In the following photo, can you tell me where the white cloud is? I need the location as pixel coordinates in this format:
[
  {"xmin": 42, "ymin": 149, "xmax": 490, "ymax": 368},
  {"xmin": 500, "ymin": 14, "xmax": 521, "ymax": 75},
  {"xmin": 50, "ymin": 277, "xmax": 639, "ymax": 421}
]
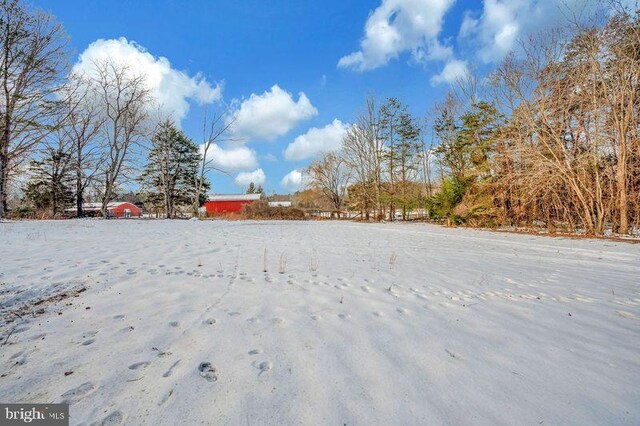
[
  {"xmin": 280, "ymin": 169, "xmax": 310, "ymax": 191},
  {"xmin": 73, "ymin": 37, "xmax": 222, "ymax": 123},
  {"xmin": 201, "ymin": 144, "xmax": 258, "ymax": 172},
  {"xmin": 459, "ymin": 0, "xmax": 617, "ymax": 64},
  {"xmin": 234, "ymin": 168, "xmax": 266, "ymax": 187},
  {"xmin": 338, "ymin": 0, "xmax": 456, "ymax": 71},
  {"xmin": 284, "ymin": 119, "xmax": 349, "ymax": 161},
  {"xmin": 430, "ymin": 59, "xmax": 468, "ymax": 85},
  {"xmin": 459, "ymin": 0, "xmax": 526, "ymax": 63},
  {"xmin": 228, "ymin": 85, "xmax": 318, "ymax": 142},
  {"xmin": 263, "ymin": 153, "xmax": 278, "ymax": 162}
]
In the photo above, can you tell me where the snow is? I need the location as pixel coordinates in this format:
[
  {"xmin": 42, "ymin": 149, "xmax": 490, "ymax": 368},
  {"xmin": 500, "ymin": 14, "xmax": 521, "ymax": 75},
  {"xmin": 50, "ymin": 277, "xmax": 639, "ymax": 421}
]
[
  {"xmin": 0, "ymin": 219, "xmax": 639, "ymax": 425},
  {"xmin": 208, "ymin": 194, "xmax": 262, "ymax": 202}
]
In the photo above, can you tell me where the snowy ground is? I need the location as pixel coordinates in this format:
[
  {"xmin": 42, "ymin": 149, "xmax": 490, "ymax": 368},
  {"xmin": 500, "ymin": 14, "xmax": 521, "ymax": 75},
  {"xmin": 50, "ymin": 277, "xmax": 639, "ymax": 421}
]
[{"xmin": 0, "ymin": 220, "xmax": 639, "ymax": 425}]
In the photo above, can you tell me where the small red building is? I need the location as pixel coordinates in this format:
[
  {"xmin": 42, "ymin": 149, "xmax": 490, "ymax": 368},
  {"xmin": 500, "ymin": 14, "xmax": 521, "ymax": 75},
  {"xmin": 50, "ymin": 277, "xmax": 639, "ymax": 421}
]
[
  {"xmin": 67, "ymin": 202, "xmax": 143, "ymax": 218},
  {"xmin": 202, "ymin": 194, "xmax": 261, "ymax": 215},
  {"xmin": 105, "ymin": 202, "xmax": 143, "ymax": 218}
]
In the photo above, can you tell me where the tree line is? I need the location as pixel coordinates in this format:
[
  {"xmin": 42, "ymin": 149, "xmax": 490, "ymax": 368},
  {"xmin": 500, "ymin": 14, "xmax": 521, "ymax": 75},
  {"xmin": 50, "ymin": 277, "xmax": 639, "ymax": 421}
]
[
  {"xmin": 3, "ymin": 0, "xmax": 639, "ymax": 234},
  {"xmin": 0, "ymin": 0, "xmax": 233, "ymax": 219},
  {"xmin": 306, "ymin": 8, "xmax": 640, "ymax": 235}
]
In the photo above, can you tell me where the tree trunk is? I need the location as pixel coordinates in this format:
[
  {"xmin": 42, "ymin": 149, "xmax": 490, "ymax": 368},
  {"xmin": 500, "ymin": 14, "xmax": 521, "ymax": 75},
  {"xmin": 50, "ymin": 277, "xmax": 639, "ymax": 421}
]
[
  {"xmin": 0, "ymin": 148, "xmax": 7, "ymax": 217},
  {"xmin": 617, "ymin": 134, "xmax": 628, "ymax": 234},
  {"xmin": 76, "ymin": 147, "xmax": 83, "ymax": 217},
  {"xmin": 0, "ymin": 117, "xmax": 10, "ymax": 217},
  {"xmin": 101, "ymin": 175, "xmax": 112, "ymax": 218}
]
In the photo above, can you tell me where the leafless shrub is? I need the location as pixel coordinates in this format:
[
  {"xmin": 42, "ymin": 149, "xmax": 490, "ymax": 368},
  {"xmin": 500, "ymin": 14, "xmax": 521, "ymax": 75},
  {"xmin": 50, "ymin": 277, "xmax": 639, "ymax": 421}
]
[
  {"xmin": 263, "ymin": 248, "xmax": 268, "ymax": 273},
  {"xmin": 309, "ymin": 249, "xmax": 319, "ymax": 272},
  {"xmin": 278, "ymin": 254, "xmax": 287, "ymax": 274},
  {"xmin": 389, "ymin": 252, "xmax": 398, "ymax": 267}
]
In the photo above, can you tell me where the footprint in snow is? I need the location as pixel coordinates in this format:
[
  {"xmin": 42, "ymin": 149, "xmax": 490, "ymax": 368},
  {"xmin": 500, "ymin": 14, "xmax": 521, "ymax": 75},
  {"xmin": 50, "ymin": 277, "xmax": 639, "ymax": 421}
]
[
  {"xmin": 158, "ymin": 389, "xmax": 174, "ymax": 406},
  {"xmin": 82, "ymin": 339, "xmax": 95, "ymax": 346},
  {"xmin": 128, "ymin": 361, "xmax": 150, "ymax": 370},
  {"xmin": 338, "ymin": 313, "xmax": 351, "ymax": 320},
  {"xmin": 198, "ymin": 362, "xmax": 219, "ymax": 382},
  {"xmin": 113, "ymin": 314, "xmax": 125, "ymax": 320},
  {"xmin": 248, "ymin": 349, "xmax": 263, "ymax": 355},
  {"xmin": 253, "ymin": 360, "xmax": 272, "ymax": 375},
  {"xmin": 152, "ymin": 347, "xmax": 172, "ymax": 357},
  {"xmin": 98, "ymin": 410, "xmax": 124, "ymax": 425},
  {"xmin": 61, "ymin": 382, "xmax": 95, "ymax": 404},
  {"xmin": 10, "ymin": 350, "xmax": 25, "ymax": 360},
  {"xmin": 203, "ymin": 318, "xmax": 217, "ymax": 325},
  {"xmin": 163, "ymin": 360, "xmax": 181, "ymax": 378},
  {"xmin": 169, "ymin": 321, "xmax": 180, "ymax": 328},
  {"xmin": 271, "ymin": 317, "xmax": 285, "ymax": 325}
]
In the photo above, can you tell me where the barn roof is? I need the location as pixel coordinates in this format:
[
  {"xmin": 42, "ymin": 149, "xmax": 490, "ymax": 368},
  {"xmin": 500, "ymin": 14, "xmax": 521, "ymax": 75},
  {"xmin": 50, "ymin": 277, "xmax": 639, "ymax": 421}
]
[
  {"xmin": 65, "ymin": 202, "xmax": 133, "ymax": 212},
  {"xmin": 207, "ymin": 194, "xmax": 262, "ymax": 202}
]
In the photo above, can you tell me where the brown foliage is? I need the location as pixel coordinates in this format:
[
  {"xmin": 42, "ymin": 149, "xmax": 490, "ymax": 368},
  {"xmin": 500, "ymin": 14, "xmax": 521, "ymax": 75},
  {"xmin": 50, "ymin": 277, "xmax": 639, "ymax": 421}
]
[{"xmin": 240, "ymin": 201, "xmax": 306, "ymax": 220}]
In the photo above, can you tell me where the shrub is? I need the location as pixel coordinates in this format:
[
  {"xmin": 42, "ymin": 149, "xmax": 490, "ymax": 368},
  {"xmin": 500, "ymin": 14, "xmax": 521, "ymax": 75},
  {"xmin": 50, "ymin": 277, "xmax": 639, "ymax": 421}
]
[{"xmin": 240, "ymin": 201, "xmax": 306, "ymax": 220}]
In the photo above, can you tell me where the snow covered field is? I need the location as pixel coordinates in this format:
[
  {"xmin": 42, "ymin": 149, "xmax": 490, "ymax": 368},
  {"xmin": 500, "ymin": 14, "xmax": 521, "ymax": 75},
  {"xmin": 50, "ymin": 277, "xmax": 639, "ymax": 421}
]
[{"xmin": 0, "ymin": 220, "xmax": 639, "ymax": 425}]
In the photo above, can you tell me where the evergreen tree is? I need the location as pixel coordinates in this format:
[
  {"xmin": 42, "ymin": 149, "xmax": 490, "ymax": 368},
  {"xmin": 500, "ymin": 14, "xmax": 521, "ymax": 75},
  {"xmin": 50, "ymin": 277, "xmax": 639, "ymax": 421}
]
[
  {"xmin": 23, "ymin": 150, "xmax": 74, "ymax": 216},
  {"xmin": 379, "ymin": 97, "xmax": 404, "ymax": 219},
  {"xmin": 246, "ymin": 182, "xmax": 256, "ymax": 194},
  {"xmin": 139, "ymin": 120, "xmax": 206, "ymax": 218},
  {"xmin": 396, "ymin": 111, "xmax": 421, "ymax": 219}
]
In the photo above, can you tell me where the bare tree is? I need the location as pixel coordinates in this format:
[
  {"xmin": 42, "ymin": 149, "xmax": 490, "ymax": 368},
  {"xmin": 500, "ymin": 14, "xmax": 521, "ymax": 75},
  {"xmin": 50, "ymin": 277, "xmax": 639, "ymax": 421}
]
[
  {"xmin": 194, "ymin": 108, "xmax": 234, "ymax": 215},
  {"xmin": 0, "ymin": 0, "xmax": 68, "ymax": 217},
  {"xmin": 307, "ymin": 151, "xmax": 351, "ymax": 218},
  {"xmin": 62, "ymin": 74, "xmax": 105, "ymax": 217},
  {"xmin": 91, "ymin": 60, "xmax": 150, "ymax": 218},
  {"xmin": 598, "ymin": 12, "xmax": 640, "ymax": 233},
  {"xmin": 342, "ymin": 96, "xmax": 383, "ymax": 220}
]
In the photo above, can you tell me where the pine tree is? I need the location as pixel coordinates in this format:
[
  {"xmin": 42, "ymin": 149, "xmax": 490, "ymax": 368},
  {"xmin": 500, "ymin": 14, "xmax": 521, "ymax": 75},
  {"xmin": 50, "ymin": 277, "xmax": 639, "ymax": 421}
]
[
  {"xmin": 379, "ymin": 97, "xmax": 404, "ymax": 219},
  {"xmin": 139, "ymin": 120, "xmax": 206, "ymax": 218},
  {"xmin": 246, "ymin": 182, "xmax": 256, "ymax": 194},
  {"xmin": 23, "ymin": 150, "xmax": 74, "ymax": 216},
  {"xmin": 396, "ymin": 111, "xmax": 421, "ymax": 219}
]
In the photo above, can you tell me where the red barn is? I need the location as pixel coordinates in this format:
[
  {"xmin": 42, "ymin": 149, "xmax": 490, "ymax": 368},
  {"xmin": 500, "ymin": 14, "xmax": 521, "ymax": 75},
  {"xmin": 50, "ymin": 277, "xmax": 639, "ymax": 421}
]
[
  {"xmin": 203, "ymin": 194, "xmax": 261, "ymax": 215},
  {"xmin": 67, "ymin": 202, "xmax": 143, "ymax": 218}
]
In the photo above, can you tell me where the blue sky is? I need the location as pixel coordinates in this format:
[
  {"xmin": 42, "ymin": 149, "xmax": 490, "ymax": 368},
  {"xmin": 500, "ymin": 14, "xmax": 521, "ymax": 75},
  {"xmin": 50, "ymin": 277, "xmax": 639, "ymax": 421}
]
[{"xmin": 33, "ymin": 0, "xmax": 617, "ymax": 194}]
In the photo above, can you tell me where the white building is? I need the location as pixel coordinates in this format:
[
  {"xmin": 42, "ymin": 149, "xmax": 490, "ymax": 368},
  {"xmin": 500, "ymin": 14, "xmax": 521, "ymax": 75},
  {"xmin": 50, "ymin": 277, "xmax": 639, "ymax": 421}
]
[{"xmin": 268, "ymin": 201, "xmax": 292, "ymax": 208}]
